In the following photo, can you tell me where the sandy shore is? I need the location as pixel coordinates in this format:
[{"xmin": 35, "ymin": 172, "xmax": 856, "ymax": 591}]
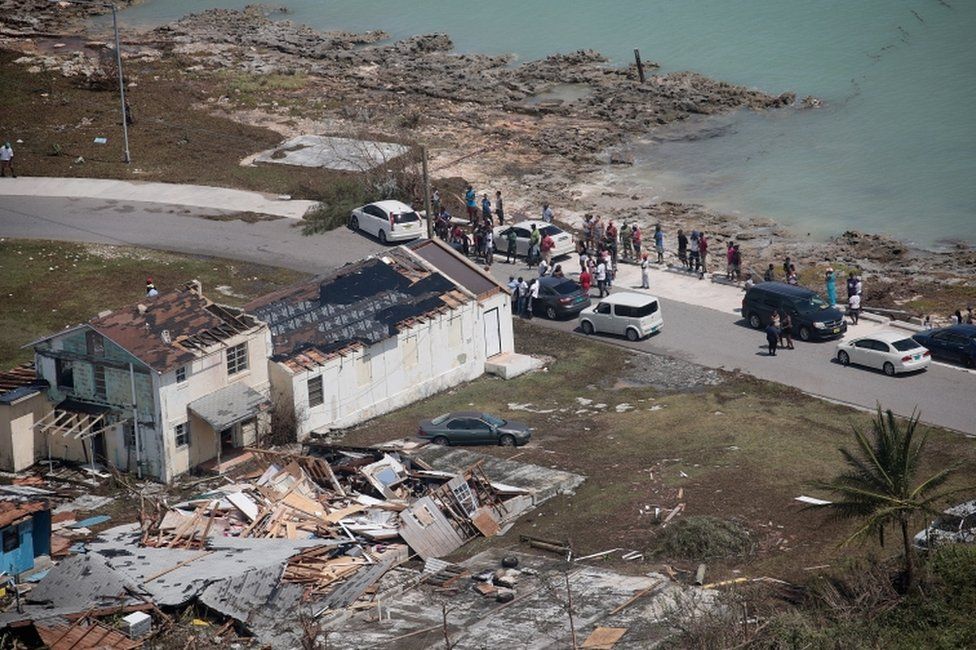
[{"xmin": 3, "ymin": 3, "xmax": 973, "ymax": 320}]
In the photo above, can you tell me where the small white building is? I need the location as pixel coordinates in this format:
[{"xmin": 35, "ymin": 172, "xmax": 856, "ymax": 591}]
[
  {"xmin": 29, "ymin": 282, "xmax": 272, "ymax": 482},
  {"xmin": 247, "ymin": 241, "xmax": 513, "ymax": 439}
]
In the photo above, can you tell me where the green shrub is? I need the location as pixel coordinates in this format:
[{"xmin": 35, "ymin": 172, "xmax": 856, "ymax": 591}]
[
  {"xmin": 301, "ymin": 179, "xmax": 371, "ymax": 235},
  {"xmin": 653, "ymin": 516, "xmax": 754, "ymax": 561}
]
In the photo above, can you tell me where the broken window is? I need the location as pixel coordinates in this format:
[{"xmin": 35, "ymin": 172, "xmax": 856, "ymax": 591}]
[
  {"xmin": 56, "ymin": 358, "xmax": 74, "ymax": 391},
  {"xmin": 123, "ymin": 421, "xmax": 136, "ymax": 448},
  {"xmin": 226, "ymin": 343, "xmax": 248, "ymax": 376},
  {"xmin": 174, "ymin": 422, "xmax": 189, "ymax": 448},
  {"xmin": 94, "ymin": 366, "xmax": 107, "ymax": 399},
  {"xmin": 2, "ymin": 529, "xmax": 19, "ymax": 553},
  {"xmin": 175, "ymin": 366, "xmax": 187, "ymax": 384},
  {"xmin": 86, "ymin": 331, "xmax": 105, "ymax": 356},
  {"xmin": 307, "ymin": 375, "xmax": 324, "ymax": 408}
]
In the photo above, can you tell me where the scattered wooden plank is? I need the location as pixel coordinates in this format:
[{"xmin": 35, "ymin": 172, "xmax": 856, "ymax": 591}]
[
  {"xmin": 581, "ymin": 627, "xmax": 628, "ymax": 649},
  {"xmin": 607, "ymin": 580, "xmax": 664, "ymax": 616}
]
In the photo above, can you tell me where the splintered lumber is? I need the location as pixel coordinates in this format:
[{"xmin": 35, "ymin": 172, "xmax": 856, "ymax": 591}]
[
  {"xmin": 607, "ymin": 580, "xmax": 665, "ymax": 616},
  {"xmin": 144, "ymin": 551, "xmax": 213, "ymax": 583},
  {"xmin": 661, "ymin": 503, "xmax": 685, "ymax": 526},
  {"xmin": 519, "ymin": 534, "xmax": 570, "ymax": 554}
]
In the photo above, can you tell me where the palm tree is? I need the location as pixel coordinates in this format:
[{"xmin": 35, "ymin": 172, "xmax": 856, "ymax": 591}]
[{"xmin": 810, "ymin": 406, "xmax": 968, "ymax": 591}]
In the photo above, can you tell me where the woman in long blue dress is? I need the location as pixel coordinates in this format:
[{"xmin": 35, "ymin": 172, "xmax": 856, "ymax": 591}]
[{"xmin": 825, "ymin": 267, "xmax": 837, "ymax": 306}]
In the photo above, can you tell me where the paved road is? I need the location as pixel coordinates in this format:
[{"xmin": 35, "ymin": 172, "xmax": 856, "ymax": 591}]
[{"xmin": 2, "ymin": 195, "xmax": 974, "ymax": 435}]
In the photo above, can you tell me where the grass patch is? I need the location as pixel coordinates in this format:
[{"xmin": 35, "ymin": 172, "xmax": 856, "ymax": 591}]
[
  {"xmin": 338, "ymin": 320, "xmax": 976, "ymax": 580},
  {"xmin": 653, "ymin": 516, "xmax": 754, "ymax": 561},
  {"xmin": 0, "ymin": 239, "xmax": 308, "ymax": 368},
  {"xmin": 0, "ymin": 50, "xmax": 349, "ymax": 200}
]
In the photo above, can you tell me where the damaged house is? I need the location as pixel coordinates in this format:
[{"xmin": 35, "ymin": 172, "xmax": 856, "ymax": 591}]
[
  {"xmin": 26, "ymin": 282, "xmax": 272, "ymax": 482},
  {"xmin": 247, "ymin": 240, "xmax": 513, "ymax": 439}
]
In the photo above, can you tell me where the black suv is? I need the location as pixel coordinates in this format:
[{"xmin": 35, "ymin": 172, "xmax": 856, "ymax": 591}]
[{"xmin": 741, "ymin": 282, "xmax": 847, "ymax": 341}]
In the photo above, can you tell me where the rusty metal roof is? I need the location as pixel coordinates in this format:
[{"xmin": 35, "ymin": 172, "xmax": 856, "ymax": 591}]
[
  {"xmin": 0, "ymin": 362, "xmax": 39, "ymax": 394},
  {"xmin": 86, "ymin": 284, "xmax": 262, "ymax": 373},
  {"xmin": 0, "ymin": 499, "xmax": 48, "ymax": 529},
  {"xmin": 245, "ymin": 250, "xmax": 472, "ymax": 372}
]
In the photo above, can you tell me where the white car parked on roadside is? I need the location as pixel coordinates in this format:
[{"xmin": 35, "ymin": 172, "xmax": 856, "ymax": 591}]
[
  {"xmin": 494, "ymin": 220, "xmax": 575, "ymax": 259},
  {"xmin": 835, "ymin": 331, "xmax": 931, "ymax": 376},
  {"xmin": 579, "ymin": 292, "xmax": 663, "ymax": 341},
  {"xmin": 349, "ymin": 200, "xmax": 424, "ymax": 243}
]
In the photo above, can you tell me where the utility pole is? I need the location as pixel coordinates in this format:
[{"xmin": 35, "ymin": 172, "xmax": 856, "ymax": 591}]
[
  {"xmin": 634, "ymin": 48, "xmax": 646, "ymax": 83},
  {"xmin": 52, "ymin": 0, "xmax": 130, "ymax": 163},
  {"xmin": 421, "ymin": 145, "xmax": 433, "ymax": 239}
]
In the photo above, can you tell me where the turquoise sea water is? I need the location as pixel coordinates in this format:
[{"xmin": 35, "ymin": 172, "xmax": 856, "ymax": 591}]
[{"xmin": 115, "ymin": 1, "xmax": 976, "ymax": 247}]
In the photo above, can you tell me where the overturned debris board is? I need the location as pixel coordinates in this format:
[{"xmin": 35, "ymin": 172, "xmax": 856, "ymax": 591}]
[
  {"xmin": 470, "ymin": 506, "xmax": 501, "ymax": 538},
  {"xmin": 398, "ymin": 496, "xmax": 467, "ymax": 559},
  {"xmin": 582, "ymin": 627, "xmax": 628, "ymax": 649}
]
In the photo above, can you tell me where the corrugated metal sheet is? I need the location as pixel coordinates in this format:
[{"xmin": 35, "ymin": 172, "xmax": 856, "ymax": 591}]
[
  {"xmin": 408, "ymin": 238, "xmax": 503, "ymax": 298},
  {"xmin": 188, "ymin": 383, "xmax": 269, "ymax": 432}
]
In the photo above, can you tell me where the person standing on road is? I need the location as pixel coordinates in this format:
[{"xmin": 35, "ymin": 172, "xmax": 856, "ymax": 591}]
[
  {"xmin": 731, "ymin": 244, "xmax": 742, "ymax": 281},
  {"xmin": 698, "ymin": 232, "xmax": 709, "ymax": 278},
  {"xmin": 640, "ymin": 253, "xmax": 650, "ymax": 289},
  {"xmin": 542, "ymin": 203, "xmax": 554, "ymax": 223},
  {"xmin": 494, "ymin": 190, "xmax": 505, "ymax": 225},
  {"xmin": 593, "ymin": 217, "xmax": 605, "ymax": 251},
  {"xmin": 517, "ymin": 277, "xmax": 529, "ymax": 316},
  {"xmin": 654, "ymin": 224, "xmax": 665, "ymax": 264},
  {"xmin": 846, "ymin": 272, "xmax": 857, "ymax": 301},
  {"xmin": 783, "ymin": 256, "xmax": 793, "ymax": 279},
  {"xmin": 538, "ymin": 257, "xmax": 550, "ymax": 278},
  {"xmin": 540, "ymin": 230, "xmax": 555, "ymax": 266},
  {"xmin": 786, "ymin": 264, "xmax": 798, "ymax": 285},
  {"xmin": 619, "ymin": 222, "xmax": 631, "ymax": 261},
  {"xmin": 688, "ymin": 231, "xmax": 701, "ymax": 273},
  {"xmin": 848, "ymin": 291, "xmax": 861, "ymax": 325},
  {"xmin": 481, "ymin": 194, "xmax": 492, "ymax": 222},
  {"xmin": 725, "ymin": 241, "xmax": 735, "ymax": 280},
  {"xmin": 595, "ymin": 258, "xmax": 608, "ymax": 297},
  {"xmin": 763, "ymin": 263, "xmax": 775, "ymax": 282},
  {"xmin": 765, "ymin": 323, "xmax": 780, "ymax": 356},
  {"xmin": 528, "ymin": 224, "xmax": 541, "ymax": 266},
  {"xmin": 505, "ymin": 226, "xmax": 518, "ymax": 263},
  {"xmin": 483, "ymin": 228, "xmax": 494, "ymax": 267},
  {"xmin": 465, "ymin": 185, "xmax": 477, "ymax": 223},
  {"xmin": 631, "ymin": 224, "xmax": 642, "ymax": 260},
  {"xmin": 779, "ymin": 310, "xmax": 795, "ymax": 349},
  {"xmin": 0, "ymin": 142, "xmax": 15, "ymax": 178},
  {"xmin": 579, "ymin": 265, "xmax": 592, "ymax": 296},
  {"xmin": 606, "ymin": 221, "xmax": 618, "ymax": 265},
  {"xmin": 677, "ymin": 229, "xmax": 688, "ymax": 269},
  {"xmin": 825, "ymin": 267, "xmax": 837, "ymax": 306},
  {"xmin": 527, "ymin": 278, "xmax": 540, "ymax": 318}
]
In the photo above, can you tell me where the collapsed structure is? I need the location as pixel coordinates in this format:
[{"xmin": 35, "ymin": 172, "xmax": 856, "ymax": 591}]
[{"xmin": 0, "ymin": 444, "xmax": 583, "ymax": 646}]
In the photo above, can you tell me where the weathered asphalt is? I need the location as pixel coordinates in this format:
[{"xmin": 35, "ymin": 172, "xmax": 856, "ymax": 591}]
[{"xmin": 1, "ymin": 195, "xmax": 974, "ymax": 435}]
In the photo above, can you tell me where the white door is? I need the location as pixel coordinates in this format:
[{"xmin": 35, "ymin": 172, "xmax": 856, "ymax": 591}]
[{"xmin": 484, "ymin": 308, "xmax": 502, "ymax": 357}]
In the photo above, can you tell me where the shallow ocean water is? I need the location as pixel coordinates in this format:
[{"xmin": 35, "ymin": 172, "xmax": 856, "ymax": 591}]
[{"xmin": 114, "ymin": 0, "xmax": 976, "ymax": 247}]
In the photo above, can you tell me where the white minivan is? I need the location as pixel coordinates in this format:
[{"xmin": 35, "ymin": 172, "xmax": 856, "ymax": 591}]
[{"xmin": 578, "ymin": 292, "xmax": 664, "ymax": 341}]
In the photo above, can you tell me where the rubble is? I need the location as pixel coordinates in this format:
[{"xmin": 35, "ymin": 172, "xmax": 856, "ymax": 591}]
[{"xmin": 0, "ymin": 443, "xmax": 584, "ymax": 646}]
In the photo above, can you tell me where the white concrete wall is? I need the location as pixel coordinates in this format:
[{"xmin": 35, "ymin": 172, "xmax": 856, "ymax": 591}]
[
  {"xmin": 155, "ymin": 328, "xmax": 271, "ymax": 481},
  {"xmin": 284, "ymin": 301, "xmax": 485, "ymax": 438},
  {"xmin": 475, "ymin": 291, "xmax": 515, "ymax": 361}
]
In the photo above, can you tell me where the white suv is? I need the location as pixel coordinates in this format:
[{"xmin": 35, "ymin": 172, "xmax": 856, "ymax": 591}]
[
  {"xmin": 349, "ymin": 200, "xmax": 424, "ymax": 243},
  {"xmin": 579, "ymin": 292, "xmax": 664, "ymax": 341}
]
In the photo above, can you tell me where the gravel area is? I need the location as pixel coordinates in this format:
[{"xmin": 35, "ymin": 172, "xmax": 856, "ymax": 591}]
[{"xmin": 609, "ymin": 351, "xmax": 724, "ymax": 392}]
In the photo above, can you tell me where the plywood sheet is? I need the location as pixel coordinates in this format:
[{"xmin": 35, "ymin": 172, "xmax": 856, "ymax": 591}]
[{"xmin": 581, "ymin": 627, "xmax": 627, "ymax": 649}]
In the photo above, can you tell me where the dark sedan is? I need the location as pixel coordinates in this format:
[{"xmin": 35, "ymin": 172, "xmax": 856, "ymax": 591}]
[
  {"xmin": 912, "ymin": 324, "xmax": 976, "ymax": 368},
  {"xmin": 418, "ymin": 412, "xmax": 532, "ymax": 447},
  {"xmin": 533, "ymin": 276, "xmax": 591, "ymax": 320}
]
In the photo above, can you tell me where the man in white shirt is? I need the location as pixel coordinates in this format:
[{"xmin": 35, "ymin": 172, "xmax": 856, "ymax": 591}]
[
  {"xmin": 0, "ymin": 142, "xmax": 15, "ymax": 178},
  {"xmin": 848, "ymin": 293, "xmax": 861, "ymax": 325},
  {"xmin": 538, "ymin": 258, "xmax": 550, "ymax": 277},
  {"xmin": 595, "ymin": 260, "xmax": 607, "ymax": 297},
  {"xmin": 528, "ymin": 278, "xmax": 540, "ymax": 319}
]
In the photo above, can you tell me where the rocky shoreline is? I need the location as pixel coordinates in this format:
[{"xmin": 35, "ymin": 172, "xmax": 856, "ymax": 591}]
[{"xmin": 3, "ymin": 3, "xmax": 973, "ymax": 319}]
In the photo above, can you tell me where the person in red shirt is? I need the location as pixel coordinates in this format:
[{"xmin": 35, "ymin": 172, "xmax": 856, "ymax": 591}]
[
  {"xmin": 579, "ymin": 266, "xmax": 592, "ymax": 296},
  {"xmin": 540, "ymin": 233, "xmax": 555, "ymax": 265}
]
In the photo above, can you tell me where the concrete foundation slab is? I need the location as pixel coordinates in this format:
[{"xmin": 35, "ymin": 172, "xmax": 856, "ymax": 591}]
[
  {"xmin": 251, "ymin": 135, "xmax": 411, "ymax": 172},
  {"xmin": 484, "ymin": 352, "xmax": 544, "ymax": 380}
]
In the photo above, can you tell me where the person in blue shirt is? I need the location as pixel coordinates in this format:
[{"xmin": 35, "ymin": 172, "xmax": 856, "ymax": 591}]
[
  {"xmin": 481, "ymin": 194, "xmax": 492, "ymax": 222},
  {"xmin": 465, "ymin": 185, "xmax": 477, "ymax": 223},
  {"xmin": 654, "ymin": 224, "xmax": 665, "ymax": 264}
]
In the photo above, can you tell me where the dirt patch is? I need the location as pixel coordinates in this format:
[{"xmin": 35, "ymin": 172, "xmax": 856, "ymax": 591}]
[
  {"xmin": 198, "ymin": 211, "xmax": 282, "ymax": 223},
  {"xmin": 609, "ymin": 352, "xmax": 724, "ymax": 392}
]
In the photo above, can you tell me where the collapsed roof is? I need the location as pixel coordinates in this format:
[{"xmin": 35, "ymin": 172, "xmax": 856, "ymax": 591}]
[{"xmin": 245, "ymin": 250, "xmax": 472, "ymax": 371}]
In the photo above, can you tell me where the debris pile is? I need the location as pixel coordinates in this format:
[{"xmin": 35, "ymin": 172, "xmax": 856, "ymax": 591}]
[{"xmin": 0, "ymin": 444, "xmax": 584, "ymax": 646}]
